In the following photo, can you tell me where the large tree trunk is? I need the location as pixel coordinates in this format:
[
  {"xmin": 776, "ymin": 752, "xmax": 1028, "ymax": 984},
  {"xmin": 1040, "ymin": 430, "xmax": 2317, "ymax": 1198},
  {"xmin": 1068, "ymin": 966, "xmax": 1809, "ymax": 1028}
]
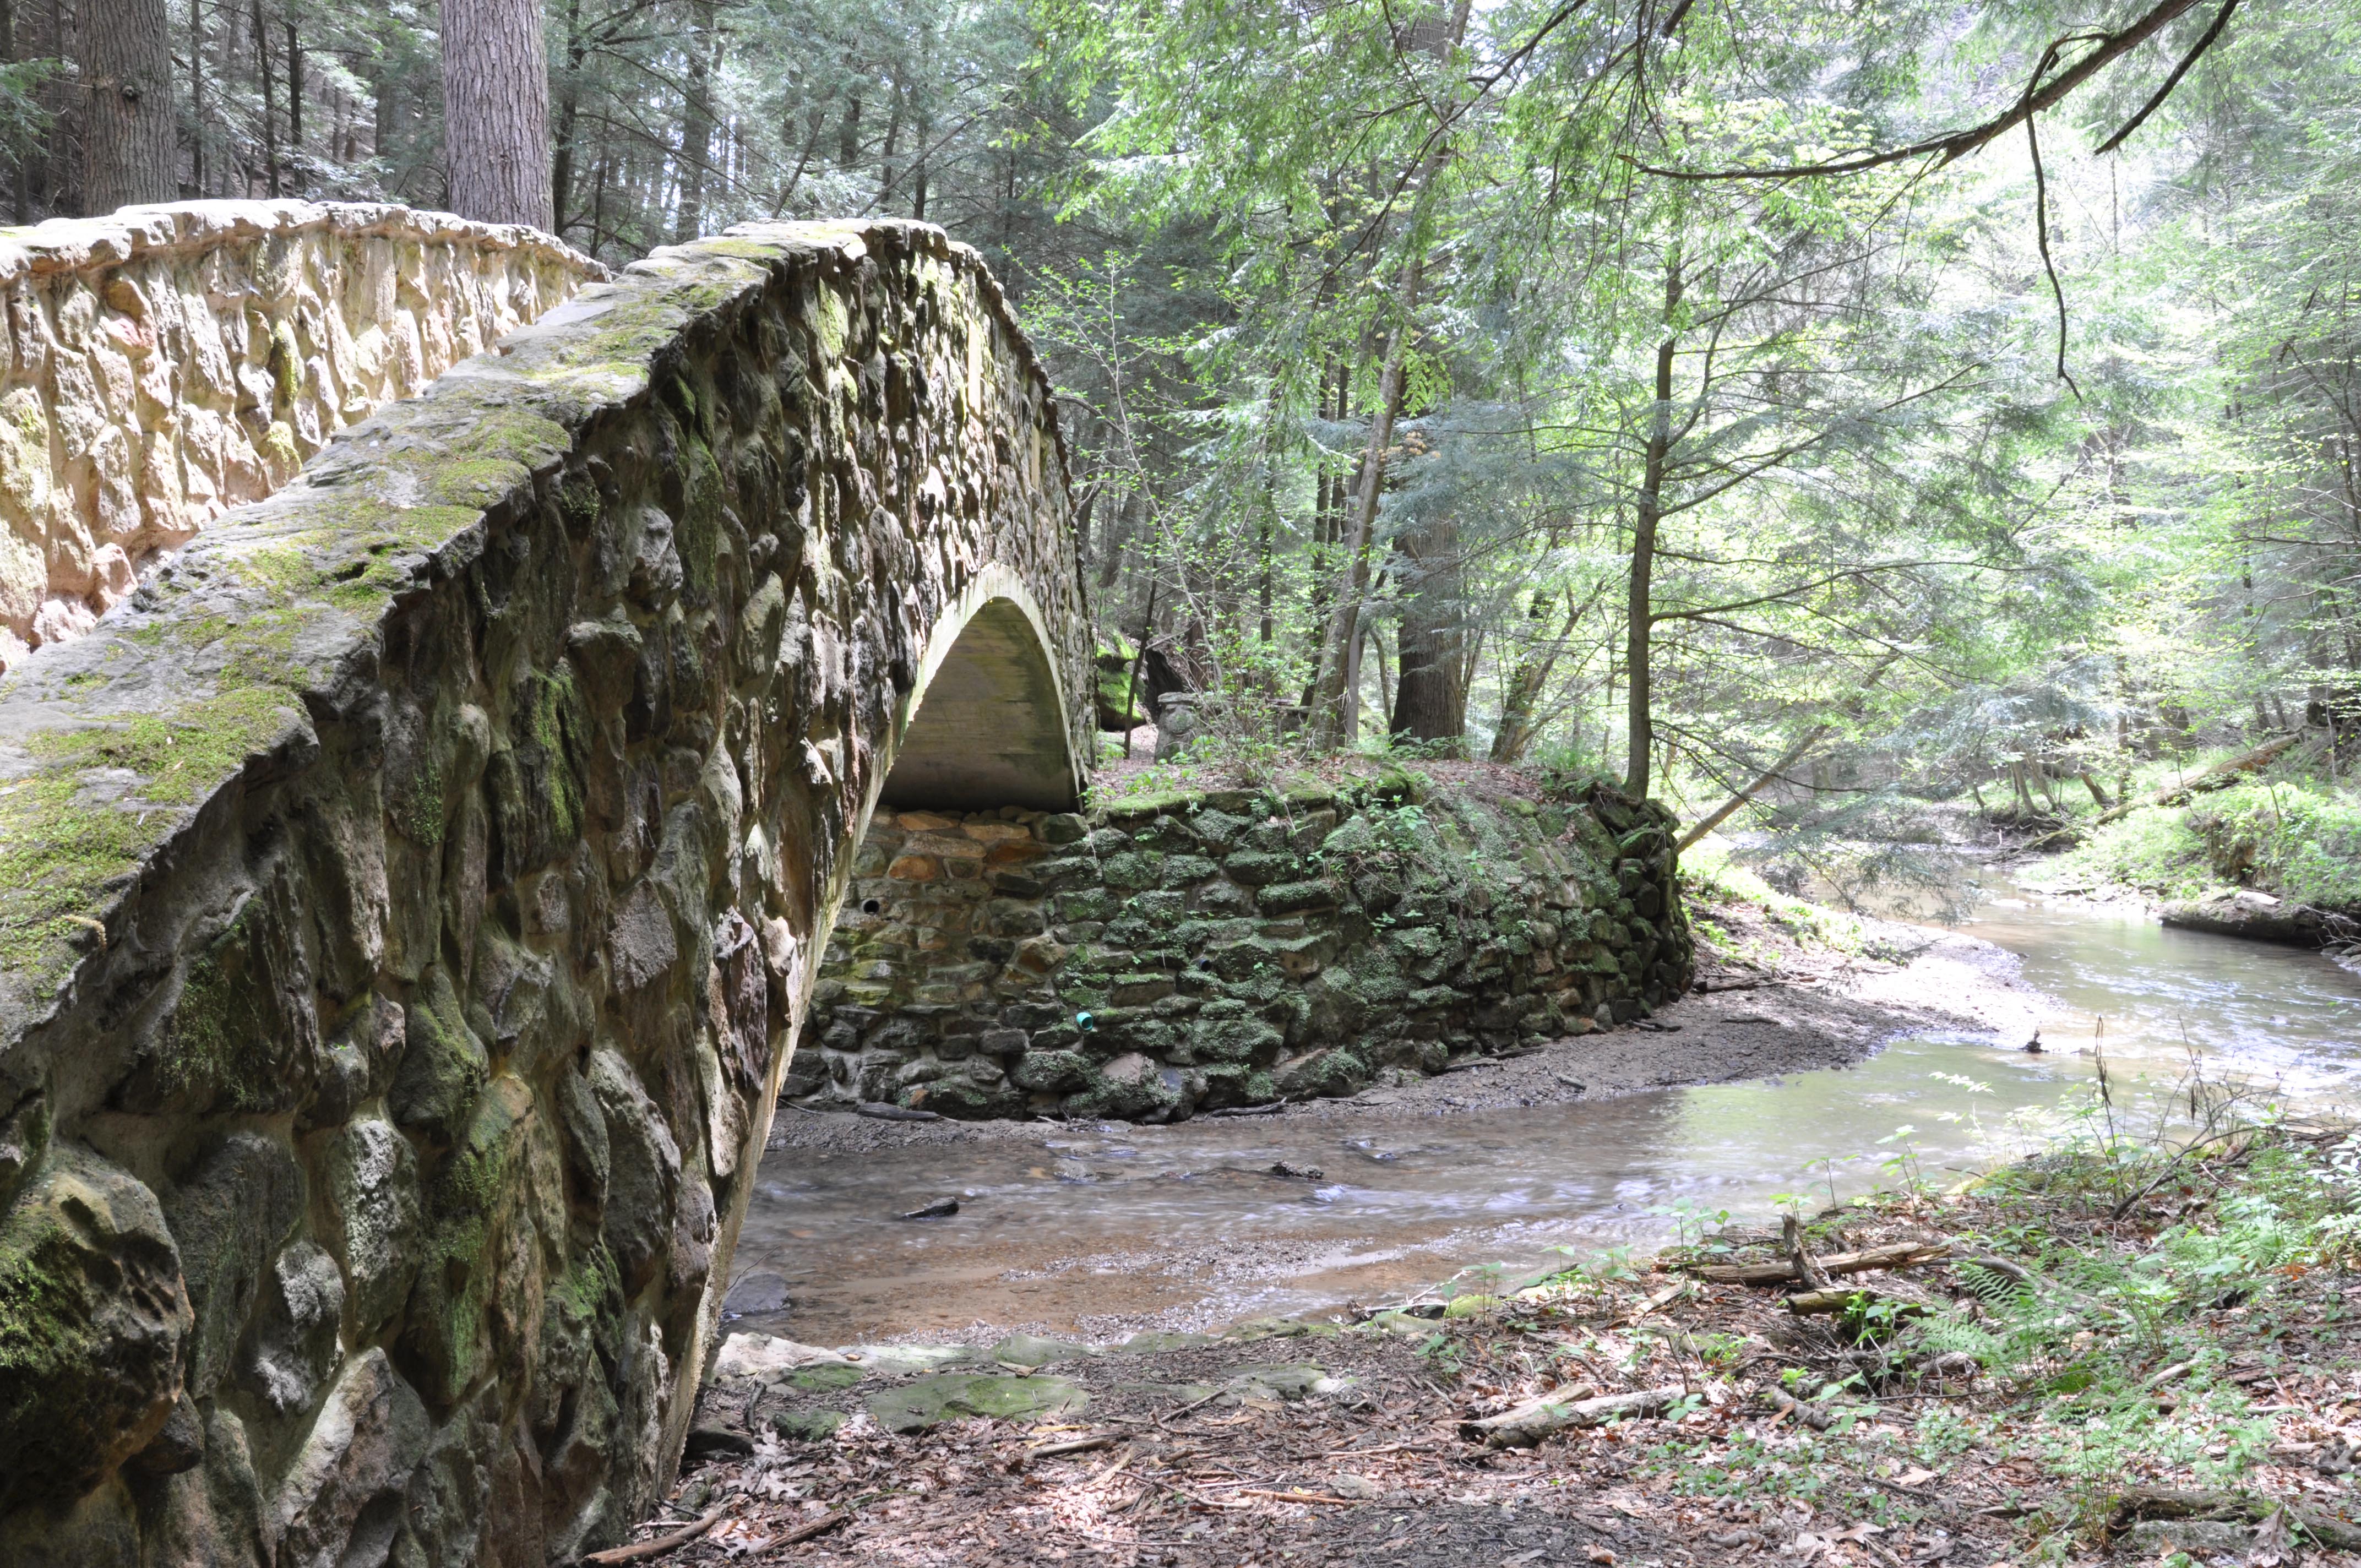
[
  {"xmin": 79, "ymin": 0, "xmax": 176, "ymax": 211},
  {"xmin": 1390, "ymin": 513, "xmax": 1466, "ymax": 746},
  {"xmin": 673, "ymin": 0, "xmax": 717, "ymax": 241},
  {"xmin": 1623, "ymin": 253, "xmax": 1683, "ymax": 799},
  {"xmin": 440, "ymin": 0, "xmax": 551, "ymax": 229}
]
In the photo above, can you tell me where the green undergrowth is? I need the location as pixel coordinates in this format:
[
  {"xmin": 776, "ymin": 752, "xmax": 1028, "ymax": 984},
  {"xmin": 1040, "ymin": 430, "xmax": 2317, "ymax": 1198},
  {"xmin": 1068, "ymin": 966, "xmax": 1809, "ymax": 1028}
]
[
  {"xmin": 2045, "ymin": 771, "xmax": 2361, "ymax": 913},
  {"xmin": 1434, "ymin": 1107, "xmax": 2361, "ymax": 1559},
  {"xmin": 1679, "ymin": 840, "xmax": 1884, "ymax": 962}
]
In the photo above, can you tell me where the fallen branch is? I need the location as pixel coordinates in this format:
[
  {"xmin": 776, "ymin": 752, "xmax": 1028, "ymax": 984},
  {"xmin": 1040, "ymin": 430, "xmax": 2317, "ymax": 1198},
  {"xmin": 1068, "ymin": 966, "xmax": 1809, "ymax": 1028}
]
[
  {"xmin": 1681, "ymin": 1241, "xmax": 1951, "ymax": 1286},
  {"xmin": 1785, "ymin": 1214, "xmax": 1832, "ymax": 1290},
  {"xmin": 1460, "ymin": 1385, "xmax": 1688, "ymax": 1448},
  {"xmin": 581, "ymin": 1508, "xmax": 726, "ymax": 1565},
  {"xmin": 2093, "ymin": 732, "xmax": 2305, "ymax": 824},
  {"xmin": 774, "ymin": 1511, "xmax": 852, "ymax": 1548},
  {"xmin": 1758, "ymin": 1386, "xmax": 1835, "ymax": 1431},
  {"xmin": 1239, "ymin": 1488, "xmax": 1364, "ymax": 1506},
  {"xmin": 1026, "ymin": 1433, "xmax": 1123, "ymax": 1462},
  {"xmin": 856, "ymin": 1102, "xmax": 942, "ymax": 1123}
]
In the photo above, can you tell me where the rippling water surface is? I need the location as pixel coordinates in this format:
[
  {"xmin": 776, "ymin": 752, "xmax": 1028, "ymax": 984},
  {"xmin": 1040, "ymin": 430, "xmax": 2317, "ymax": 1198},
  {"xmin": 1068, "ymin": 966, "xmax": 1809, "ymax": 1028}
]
[{"xmin": 731, "ymin": 884, "xmax": 2360, "ymax": 1345}]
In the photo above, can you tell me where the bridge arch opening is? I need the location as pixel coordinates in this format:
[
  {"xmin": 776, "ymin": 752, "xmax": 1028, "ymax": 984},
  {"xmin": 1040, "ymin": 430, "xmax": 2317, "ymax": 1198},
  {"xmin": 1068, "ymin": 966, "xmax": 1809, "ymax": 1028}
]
[{"xmin": 879, "ymin": 573, "xmax": 1085, "ymax": 814}]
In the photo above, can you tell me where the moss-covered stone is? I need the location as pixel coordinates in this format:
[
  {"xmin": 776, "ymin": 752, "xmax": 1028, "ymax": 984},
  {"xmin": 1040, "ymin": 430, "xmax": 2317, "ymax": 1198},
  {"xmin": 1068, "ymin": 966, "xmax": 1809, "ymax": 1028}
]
[
  {"xmin": 0, "ymin": 1145, "xmax": 190, "ymax": 1513},
  {"xmin": 864, "ymin": 1372, "xmax": 1088, "ymax": 1433}
]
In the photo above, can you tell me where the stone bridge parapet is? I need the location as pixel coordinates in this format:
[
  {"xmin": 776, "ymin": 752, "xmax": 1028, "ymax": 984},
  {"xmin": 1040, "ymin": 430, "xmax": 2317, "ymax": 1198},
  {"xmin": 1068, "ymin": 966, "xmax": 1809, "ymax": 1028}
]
[
  {"xmin": 0, "ymin": 216, "xmax": 1088, "ymax": 1565},
  {"xmin": 0, "ymin": 200, "xmax": 604, "ymax": 671}
]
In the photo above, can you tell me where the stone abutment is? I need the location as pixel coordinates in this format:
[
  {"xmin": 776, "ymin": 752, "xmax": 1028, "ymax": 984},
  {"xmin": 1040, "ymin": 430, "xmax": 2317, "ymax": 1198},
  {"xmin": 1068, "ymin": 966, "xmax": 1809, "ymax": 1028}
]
[{"xmin": 0, "ymin": 215, "xmax": 1088, "ymax": 1566}]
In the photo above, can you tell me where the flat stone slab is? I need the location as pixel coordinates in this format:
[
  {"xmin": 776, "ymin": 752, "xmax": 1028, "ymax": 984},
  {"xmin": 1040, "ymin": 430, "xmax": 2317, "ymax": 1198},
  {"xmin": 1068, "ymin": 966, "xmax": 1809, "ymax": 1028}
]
[
  {"xmin": 844, "ymin": 1344, "xmax": 980, "ymax": 1376},
  {"xmin": 865, "ymin": 1373, "xmax": 1089, "ymax": 1434},
  {"xmin": 714, "ymin": 1335, "xmax": 853, "ymax": 1379},
  {"xmin": 989, "ymin": 1332, "xmax": 1092, "ymax": 1367}
]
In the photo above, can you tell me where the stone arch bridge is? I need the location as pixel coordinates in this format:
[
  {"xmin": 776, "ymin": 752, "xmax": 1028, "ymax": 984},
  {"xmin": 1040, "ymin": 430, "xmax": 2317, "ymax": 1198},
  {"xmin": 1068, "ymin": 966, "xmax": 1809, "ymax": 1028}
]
[{"xmin": 0, "ymin": 204, "xmax": 1091, "ymax": 1565}]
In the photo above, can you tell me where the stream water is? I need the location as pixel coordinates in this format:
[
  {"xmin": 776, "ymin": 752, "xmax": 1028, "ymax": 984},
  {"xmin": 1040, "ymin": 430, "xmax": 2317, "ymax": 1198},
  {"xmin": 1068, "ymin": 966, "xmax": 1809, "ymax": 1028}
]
[{"xmin": 729, "ymin": 885, "xmax": 2361, "ymax": 1348}]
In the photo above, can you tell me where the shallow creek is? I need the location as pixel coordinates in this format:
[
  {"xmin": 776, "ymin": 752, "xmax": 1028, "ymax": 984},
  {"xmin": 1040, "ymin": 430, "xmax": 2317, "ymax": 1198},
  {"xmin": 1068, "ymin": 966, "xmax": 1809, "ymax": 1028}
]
[{"xmin": 729, "ymin": 887, "xmax": 2361, "ymax": 1347}]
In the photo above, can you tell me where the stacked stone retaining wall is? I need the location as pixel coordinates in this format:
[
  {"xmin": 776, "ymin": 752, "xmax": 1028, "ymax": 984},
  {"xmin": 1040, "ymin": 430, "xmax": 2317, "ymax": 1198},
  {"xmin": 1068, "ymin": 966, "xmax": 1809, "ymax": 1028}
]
[
  {"xmin": 801, "ymin": 774, "xmax": 1693, "ymax": 1119},
  {"xmin": 0, "ymin": 200, "xmax": 602, "ymax": 671}
]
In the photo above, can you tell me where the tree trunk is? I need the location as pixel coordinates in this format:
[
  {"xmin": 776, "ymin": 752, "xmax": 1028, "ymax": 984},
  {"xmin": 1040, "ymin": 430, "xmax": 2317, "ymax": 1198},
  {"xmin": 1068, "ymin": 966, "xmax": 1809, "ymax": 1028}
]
[
  {"xmin": 185, "ymin": 0, "xmax": 204, "ymax": 194},
  {"xmin": 1306, "ymin": 274, "xmax": 1421, "ymax": 749},
  {"xmin": 874, "ymin": 72, "xmax": 904, "ymax": 210},
  {"xmin": 673, "ymin": 0, "xmax": 716, "ymax": 241},
  {"xmin": 253, "ymin": 0, "xmax": 278, "ymax": 197},
  {"xmin": 284, "ymin": 17, "xmax": 302, "ymax": 192},
  {"xmin": 1490, "ymin": 587, "xmax": 1586, "ymax": 764},
  {"xmin": 547, "ymin": 0, "xmax": 585, "ymax": 231},
  {"xmin": 837, "ymin": 93, "xmax": 862, "ymax": 167},
  {"xmin": 1391, "ymin": 512, "xmax": 1466, "ymax": 747},
  {"xmin": 1303, "ymin": 0, "xmax": 1470, "ymax": 750},
  {"xmin": 440, "ymin": 0, "xmax": 551, "ymax": 228},
  {"xmin": 79, "ymin": 0, "xmax": 176, "ymax": 210},
  {"xmin": 4, "ymin": 0, "xmax": 29, "ymax": 216},
  {"xmin": 1623, "ymin": 252, "xmax": 1683, "ymax": 799}
]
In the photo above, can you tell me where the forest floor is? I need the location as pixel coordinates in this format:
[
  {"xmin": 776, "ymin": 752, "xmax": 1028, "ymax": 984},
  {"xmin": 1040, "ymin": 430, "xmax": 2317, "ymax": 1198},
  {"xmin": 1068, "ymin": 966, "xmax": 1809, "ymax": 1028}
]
[{"xmin": 627, "ymin": 1125, "xmax": 2361, "ymax": 1568}]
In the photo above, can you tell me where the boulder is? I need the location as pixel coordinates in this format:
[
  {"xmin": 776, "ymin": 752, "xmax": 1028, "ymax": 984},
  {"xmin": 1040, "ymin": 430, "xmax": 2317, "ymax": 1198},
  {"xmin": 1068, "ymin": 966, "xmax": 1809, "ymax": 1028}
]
[
  {"xmin": 0, "ymin": 1144, "xmax": 193, "ymax": 1513},
  {"xmin": 270, "ymin": 1350, "xmax": 429, "ymax": 1568},
  {"xmin": 318, "ymin": 1118, "xmax": 421, "ymax": 1336},
  {"xmin": 864, "ymin": 1373, "xmax": 1087, "ymax": 1434}
]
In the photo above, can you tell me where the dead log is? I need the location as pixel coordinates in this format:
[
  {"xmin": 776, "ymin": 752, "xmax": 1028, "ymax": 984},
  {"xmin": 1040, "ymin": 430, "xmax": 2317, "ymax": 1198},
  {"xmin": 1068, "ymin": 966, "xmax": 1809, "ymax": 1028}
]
[
  {"xmin": 2093, "ymin": 732, "xmax": 2306, "ymax": 824},
  {"xmin": 1460, "ymin": 1385, "xmax": 1689, "ymax": 1449},
  {"xmin": 1758, "ymin": 1386, "xmax": 1835, "ymax": 1431},
  {"xmin": 1685, "ymin": 1241, "xmax": 1951, "ymax": 1286},
  {"xmin": 2106, "ymin": 1487, "xmax": 2361, "ymax": 1551}
]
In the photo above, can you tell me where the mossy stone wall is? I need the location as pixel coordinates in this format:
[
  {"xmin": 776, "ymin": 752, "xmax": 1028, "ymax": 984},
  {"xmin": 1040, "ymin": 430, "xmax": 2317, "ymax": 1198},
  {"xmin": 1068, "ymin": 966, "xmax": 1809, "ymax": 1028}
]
[
  {"xmin": 0, "ymin": 219, "xmax": 1086, "ymax": 1566},
  {"xmin": 802, "ymin": 774, "xmax": 1693, "ymax": 1120}
]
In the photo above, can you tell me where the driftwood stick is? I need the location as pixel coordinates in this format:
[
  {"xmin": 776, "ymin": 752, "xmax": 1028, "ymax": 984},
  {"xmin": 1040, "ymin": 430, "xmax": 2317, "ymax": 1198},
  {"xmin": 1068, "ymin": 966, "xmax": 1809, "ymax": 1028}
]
[
  {"xmin": 581, "ymin": 1507, "xmax": 726, "ymax": 1565},
  {"xmin": 1460, "ymin": 1385, "xmax": 1688, "ymax": 1449},
  {"xmin": 1684, "ymin": 1242, "xmax": 1951, "ymax": 1286}
]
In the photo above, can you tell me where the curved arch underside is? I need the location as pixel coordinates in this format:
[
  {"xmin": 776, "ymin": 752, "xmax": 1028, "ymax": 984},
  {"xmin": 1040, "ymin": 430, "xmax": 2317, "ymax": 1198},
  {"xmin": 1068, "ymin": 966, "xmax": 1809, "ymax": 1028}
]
[{"xmin": 886, "ymin": 598, "xmax": 1081, "ymax": 813}]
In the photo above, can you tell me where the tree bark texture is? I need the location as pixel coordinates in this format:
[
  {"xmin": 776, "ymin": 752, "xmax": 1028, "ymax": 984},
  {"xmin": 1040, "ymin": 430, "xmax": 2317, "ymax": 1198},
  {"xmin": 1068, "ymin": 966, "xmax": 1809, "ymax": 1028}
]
[
  {"xmin": 1390, "ymin": 511, "xmax": 1466, "ymax": 744},
  {"xmin": 79, "ymin": 0, "xmax": 177, "ymax": 211},
  {"xmin": 673, "ymin": 0, "xmax": 716, "ymax": 241},
  {"xmin": 441, "ymin": 0, "xmax": 552, "ymax": 229}
]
